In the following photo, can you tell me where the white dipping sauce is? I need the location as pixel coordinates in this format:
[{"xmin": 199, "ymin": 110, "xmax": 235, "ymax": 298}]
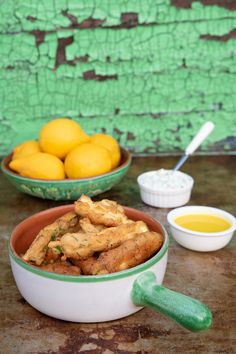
[{"xmin": 138, "ymin": 169, "xmax": 192, "ymax": 191}]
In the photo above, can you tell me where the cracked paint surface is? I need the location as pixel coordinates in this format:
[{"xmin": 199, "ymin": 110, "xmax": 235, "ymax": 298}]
[{"xmin": 0, "ymin": 0, "xmax": 236, "ymax": 155}]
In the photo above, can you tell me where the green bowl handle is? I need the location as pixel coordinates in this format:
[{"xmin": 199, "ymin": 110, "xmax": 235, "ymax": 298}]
[{"xmin": 131, "ymin": 271, "xmax": 212, "ymax": 332}]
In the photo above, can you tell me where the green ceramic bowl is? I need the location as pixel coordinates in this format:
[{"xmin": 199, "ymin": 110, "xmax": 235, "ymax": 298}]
[{"xmin": 1, "ymin": 147, "xmax": 131, "ymax": 200}]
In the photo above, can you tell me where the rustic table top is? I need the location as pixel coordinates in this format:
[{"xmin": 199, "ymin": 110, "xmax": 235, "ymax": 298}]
[{"xmin": 0, "ymin": 155, "xmax": 235, "ymax": 354}]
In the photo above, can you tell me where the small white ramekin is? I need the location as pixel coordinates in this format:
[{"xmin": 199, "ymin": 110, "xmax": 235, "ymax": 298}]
[
  {"xmin": 137, "ymin": 170, "xmax": 194, "ymax": 208},
  {"xmin": 167, "ymin": 206, "xmax": 236, "ymax": 252}
]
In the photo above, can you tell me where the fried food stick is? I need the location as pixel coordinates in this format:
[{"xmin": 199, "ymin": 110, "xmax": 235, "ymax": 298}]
[
  {"xmin": 40, "ymin": 260, "xmax": 81, "ymax": 276},
  {"xmin": 48, "ymin": 221, "xmax": 148, "ymax": 260},
  {"xmin": 79, "ymin": 217, "xmax": 105, "ymax": 234},
  {"xmin": 78, "ymin": 231, "xmax": 163, "ymax": 275},
  {"xmin": 75, "ymin": 195, "xmax": 129, "ymax": 226},
  {"xmin": 22, "ymin": 212, "xmax": 80, "ymax": 265}
]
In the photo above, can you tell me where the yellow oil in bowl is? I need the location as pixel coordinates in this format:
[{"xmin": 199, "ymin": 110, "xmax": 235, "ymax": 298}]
[{"xmin": 175, "ymin": 214, "xmax": 231, "ymax": 233}]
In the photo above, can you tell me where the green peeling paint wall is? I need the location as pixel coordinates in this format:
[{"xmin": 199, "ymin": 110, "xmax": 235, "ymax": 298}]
[{"xmin": 0, "ymin": 0, "xmax": 236, "ymax": 155}]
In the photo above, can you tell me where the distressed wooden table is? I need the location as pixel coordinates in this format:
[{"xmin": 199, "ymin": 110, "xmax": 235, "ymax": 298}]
[{"xmin": 0, "ymin": 155, "xmax": 235, "ymax": 354}]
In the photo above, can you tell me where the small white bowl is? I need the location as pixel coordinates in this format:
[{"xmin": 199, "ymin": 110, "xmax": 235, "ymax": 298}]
[
  {"xmin": 167, "ymin": 206, "xmax": 236, "ymax": 252},
  {"xmin": 137, "ymin": 170, "xmax": 194, "ymax": 208}
]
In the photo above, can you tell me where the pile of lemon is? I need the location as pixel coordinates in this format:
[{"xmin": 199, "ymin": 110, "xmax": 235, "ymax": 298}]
[{"xmin": 9, "ymin": 118, "xmax": 121, "ymax": 180}]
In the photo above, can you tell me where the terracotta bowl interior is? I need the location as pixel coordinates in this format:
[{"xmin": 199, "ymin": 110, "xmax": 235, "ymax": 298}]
[
  {"xmin": 11, "ymin": 205, "xmax": 166, "ymax": 260},
  {"xmin": 3, "ymin": 147, "xmax": 130, "ymax": 181}
]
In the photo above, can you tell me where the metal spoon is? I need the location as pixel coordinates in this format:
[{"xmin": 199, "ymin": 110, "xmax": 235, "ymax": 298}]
[{"xmin": 173, "ymin": 121, "xmax": 215, "ymax": 171}]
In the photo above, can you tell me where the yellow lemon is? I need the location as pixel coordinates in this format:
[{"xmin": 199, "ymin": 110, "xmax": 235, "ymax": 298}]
[
  {"xmin": 64, "ymin": 142, "xmax": 112, "ymax": 178},
  {"xmin": 90, "ymin": 133, "xmax": 121, "ymax": 169},
  {"xmin": 9, "ymin": 152, "xmax": 65, "ymax": 180},
  {"xmin": 12, "ymin": 140, "xmax": 40, "ymax": 160},
  {"xmin": 39, "ymin": 118, "xmax": 89, "ymax": 159}
]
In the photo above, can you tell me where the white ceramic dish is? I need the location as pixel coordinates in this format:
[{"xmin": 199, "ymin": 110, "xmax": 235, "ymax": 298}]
[
  {"xmin": 9, "ymin": 204, "xmax": 212, "ymax": 331},
  {"xmin": 167, "ymin": 206, "xmax": 236, "ymax": 252},
  {"xmin": 137, "ymin": 170, "xmax": 194, "ymax": 208}
]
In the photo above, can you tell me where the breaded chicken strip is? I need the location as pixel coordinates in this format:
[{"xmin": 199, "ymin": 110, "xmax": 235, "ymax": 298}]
[
  {"xmin": 43, "ymin": 247, "xmax": 61, "ymax": 264},
  {"xmin": 48, "ymin": 221, "xmax": 148, "ymax": 260},
  {"xmin": 22, "ymin": 212, "xmax": 80, "ymax": 265},
  {"xmin": 79, "ymin": 231, "xmax": 163, "ymax": 275},
  {"xmin": 71, "ymin": 257, "xmax": 95, "ymax": 273},
  {"xmin": 40, "ymin": 260, "xmax": 81, "ymax": 275},
  {"xmin": 75, "ymin": 195, "xmax": 129, "ymax": 226},
  {"xmin": 79, "ymin": 217, "xmax": 105, "ymax": 234}
]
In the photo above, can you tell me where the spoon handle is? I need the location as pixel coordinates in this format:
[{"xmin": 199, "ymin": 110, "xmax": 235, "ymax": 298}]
[
  {"xmin": 185, "ymin": 121, "xmax": 215, "ymax": 155},
  {"xmin": 173, "ymin": 121, "xmax": 215, "ymax": 171}
]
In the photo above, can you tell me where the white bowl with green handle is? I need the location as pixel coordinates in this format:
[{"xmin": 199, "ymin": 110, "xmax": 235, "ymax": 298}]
[{"xmin": 9, "ymin": 205, "xmax": 212, "ymax": 331}]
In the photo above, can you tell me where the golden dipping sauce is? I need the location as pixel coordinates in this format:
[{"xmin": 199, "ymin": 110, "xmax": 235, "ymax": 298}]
[{"xmin": 175, "ymin": 214, "xmax": 231, "ymax": 233}]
